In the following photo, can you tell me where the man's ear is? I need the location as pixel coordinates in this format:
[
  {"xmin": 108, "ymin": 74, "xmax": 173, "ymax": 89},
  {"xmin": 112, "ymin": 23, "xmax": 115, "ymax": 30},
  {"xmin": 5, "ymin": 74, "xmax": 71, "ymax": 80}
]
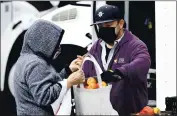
[{"xmin": 119, "ymin": 19, "xmax": 124, "ymax": 29}]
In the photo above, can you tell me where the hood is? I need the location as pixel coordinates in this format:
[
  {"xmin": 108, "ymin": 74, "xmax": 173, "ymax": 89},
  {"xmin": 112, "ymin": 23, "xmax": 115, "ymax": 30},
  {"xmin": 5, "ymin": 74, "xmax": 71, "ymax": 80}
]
[{"xmin": 21, "ymin": 19, "xmax": 64, "ymax": 59}]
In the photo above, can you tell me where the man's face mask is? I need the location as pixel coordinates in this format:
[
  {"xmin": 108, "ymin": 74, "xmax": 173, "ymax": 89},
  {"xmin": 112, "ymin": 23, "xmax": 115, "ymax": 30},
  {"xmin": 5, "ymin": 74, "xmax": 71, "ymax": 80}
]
[
  {"xmin": 53, "ymin": 46, "xmax": 61, "ymax": 60},
  {"xmin": 98, "ymin": 22, "xmax": 120, "ymax": 44}
]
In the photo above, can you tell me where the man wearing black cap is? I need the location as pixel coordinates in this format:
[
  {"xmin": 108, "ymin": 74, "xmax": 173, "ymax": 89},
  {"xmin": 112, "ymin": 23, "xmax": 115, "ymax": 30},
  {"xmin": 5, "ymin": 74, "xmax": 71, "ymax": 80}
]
[{"xmin": 81, "ymin": 5, "xmax": 151, "ymax": 116}]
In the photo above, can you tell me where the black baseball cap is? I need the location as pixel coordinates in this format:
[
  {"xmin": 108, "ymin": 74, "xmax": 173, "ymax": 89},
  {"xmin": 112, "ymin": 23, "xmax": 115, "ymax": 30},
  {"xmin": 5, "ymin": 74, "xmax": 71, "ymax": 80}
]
[{"xmin": 91, "ymin": 5, "xmax": 124, "ymax": 26}]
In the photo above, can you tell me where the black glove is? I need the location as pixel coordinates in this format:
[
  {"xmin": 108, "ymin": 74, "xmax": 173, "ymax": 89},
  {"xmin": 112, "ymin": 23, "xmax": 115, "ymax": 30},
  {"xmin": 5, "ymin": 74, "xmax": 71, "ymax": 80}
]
[{"xmin": 100, "ymin": 69, "xmax": 124, "ymax": 83}]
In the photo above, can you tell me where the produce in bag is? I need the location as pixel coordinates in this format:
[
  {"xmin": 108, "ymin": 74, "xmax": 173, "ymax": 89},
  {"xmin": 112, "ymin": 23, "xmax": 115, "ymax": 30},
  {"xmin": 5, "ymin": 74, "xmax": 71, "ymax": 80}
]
[{"xmin": 73, "ymin": 54, "xmax": 118, "ymax": 115}]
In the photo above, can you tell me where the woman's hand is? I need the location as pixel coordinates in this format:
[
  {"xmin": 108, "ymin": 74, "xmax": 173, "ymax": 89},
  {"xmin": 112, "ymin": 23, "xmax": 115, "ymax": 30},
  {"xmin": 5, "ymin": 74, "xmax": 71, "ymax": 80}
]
[
  {"xmin": 69, "ymin": 55, "xmax": 84, "ymax": 72},
  {"xmin": 67, "ymin": 69, "xmax": 85, "ymax": 88}
]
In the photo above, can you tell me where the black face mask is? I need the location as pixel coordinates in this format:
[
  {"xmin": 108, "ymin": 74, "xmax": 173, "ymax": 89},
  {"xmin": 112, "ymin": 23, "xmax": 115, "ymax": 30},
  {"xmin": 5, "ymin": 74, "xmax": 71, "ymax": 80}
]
[{"xmin": 98, "ymin": 27, "xmax": 117, "ymax": 44}]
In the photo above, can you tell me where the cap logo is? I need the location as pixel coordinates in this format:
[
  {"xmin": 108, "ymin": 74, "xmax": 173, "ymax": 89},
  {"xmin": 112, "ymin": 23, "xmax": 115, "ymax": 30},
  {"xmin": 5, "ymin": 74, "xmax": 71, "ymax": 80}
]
[{"xmin": 98, "ymin": 11, "xmax": 104, "ymax": 18}]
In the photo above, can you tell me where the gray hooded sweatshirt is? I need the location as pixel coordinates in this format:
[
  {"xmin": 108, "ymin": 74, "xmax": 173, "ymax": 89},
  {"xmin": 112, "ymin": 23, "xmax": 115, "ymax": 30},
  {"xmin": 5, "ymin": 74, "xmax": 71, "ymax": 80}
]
[{"xmin": 13, "ymin": 19, "xmax": 70, "ymax": 115}]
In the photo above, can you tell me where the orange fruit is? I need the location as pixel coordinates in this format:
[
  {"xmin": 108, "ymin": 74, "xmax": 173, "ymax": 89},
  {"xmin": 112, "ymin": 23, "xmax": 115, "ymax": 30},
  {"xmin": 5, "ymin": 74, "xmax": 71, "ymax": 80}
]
[
  {"xmin": 87, "ymin": 85, "xmax": 92, "ymax": 89},
  {"xmin": 102, "ymin": 81, "xmax": 107, "ymax": 86},
  {"xmin": 87, "ymin": 77, "xmax": 97, "ymax": 85},
  {"xmin": 87, "ymin": 83, "xmax": 98, "ymax": 89}
]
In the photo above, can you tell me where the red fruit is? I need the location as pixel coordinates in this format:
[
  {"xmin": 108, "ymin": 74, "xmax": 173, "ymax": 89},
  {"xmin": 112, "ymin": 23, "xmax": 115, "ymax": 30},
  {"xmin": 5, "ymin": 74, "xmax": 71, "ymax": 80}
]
[
  {"xmin": 139, "ymin": 110, "xmax": 146, "ymax": 115},
  {"xmin": 96, "ymin": 83, "xmax": 99, "ymax": 88},
  {"xmin": 140, "ymin": 106, "xmax": 154, "ymax": 115}
]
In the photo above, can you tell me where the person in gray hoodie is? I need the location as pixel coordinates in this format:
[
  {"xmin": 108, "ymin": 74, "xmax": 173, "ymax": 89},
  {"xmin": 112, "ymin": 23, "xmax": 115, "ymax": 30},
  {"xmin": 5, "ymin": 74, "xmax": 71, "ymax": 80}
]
[{"xmin": 13, "ymin": 19, "xmax": 85, "ymax": 115}]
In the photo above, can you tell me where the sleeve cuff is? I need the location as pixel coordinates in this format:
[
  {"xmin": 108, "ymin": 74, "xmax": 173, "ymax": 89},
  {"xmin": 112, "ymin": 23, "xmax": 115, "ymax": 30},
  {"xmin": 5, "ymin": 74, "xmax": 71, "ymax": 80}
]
[
  {"xmin": 58, "ymin": 79, "xmax": 69, "ymax": 101},
  {"xmin": 115, "ymin": 68, "xmax": 125, "ymax": 78}
]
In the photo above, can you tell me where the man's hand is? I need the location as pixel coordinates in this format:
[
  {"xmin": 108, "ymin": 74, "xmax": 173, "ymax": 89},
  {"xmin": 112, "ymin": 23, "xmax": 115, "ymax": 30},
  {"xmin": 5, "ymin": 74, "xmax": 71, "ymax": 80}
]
[
  {"xmin": 100, "ymin": 70, "xmax": 123, "ymax": 83},
  {"xmin": 67, "ymin": 69, "xmax": 85, "ymax": 88}
]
